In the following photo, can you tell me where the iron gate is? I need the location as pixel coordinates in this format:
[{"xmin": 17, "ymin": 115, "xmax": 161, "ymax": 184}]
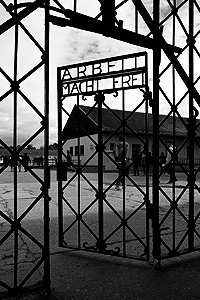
[
  {"xmin": 1, "ymin": 0, "xmax": 200, "ymax": 298},
  {"xmin": 57, "ymin": 52, "xmax": 152, "ymax": 260},
  {"xmin": 0, "ymin": 0, "xmax": 50, "ymax": 297},
  {"xmin": 151, "ymin": 0, "xmax": 200, "ymax": 263}
]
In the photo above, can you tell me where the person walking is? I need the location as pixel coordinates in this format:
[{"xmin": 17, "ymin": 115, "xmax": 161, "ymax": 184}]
[
  {"xmin": 66, "ymin": 150, "xmax": 74, "ymax": 171},
  {"xmin": 159, "ymin": 152, "xmax": 166, "ymax": 173},
  {"xmin": 132, "ymin": 150, "xmax": 140, "ymax": 176},
  {"xmin": 166, "ymin": 141, "xmax": 178, "ymax": 184},
  {"xmin": 22, "ymin": 153, "xmax": 31, "ymax": 172},
  {"xmin": 141, "ymin": 153, "xmax": 146, "ymax": 175},
  {"xmin": 113, "ymin": 134, "xmax": 129, "ymax": 190}
]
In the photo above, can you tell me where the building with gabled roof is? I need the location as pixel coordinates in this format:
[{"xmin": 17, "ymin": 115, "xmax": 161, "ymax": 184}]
[{"xmin": 62, "ymin": 105, "xmax": 200, "ymax": 171}]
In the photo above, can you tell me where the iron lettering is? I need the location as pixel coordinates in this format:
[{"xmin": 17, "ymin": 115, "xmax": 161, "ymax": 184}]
[{"xmin": 59, "ymin": 52, "xmax": 147, "ymax": 98}]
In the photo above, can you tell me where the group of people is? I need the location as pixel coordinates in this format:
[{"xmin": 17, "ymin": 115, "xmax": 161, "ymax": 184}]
[
  {"xmin": 3, "ymin": 153, "xmax": 31, "ymax": 172},
  {"xmin": 64, "ymin": 136, "xmax": 178, "ymax": 190},
  {"xmin": 113, "ymin": 136, "xmax": 178, "ymax": 190},
  {"xmin": 132, "ymin": 151, "xmax": 153, "ymax": 176}
]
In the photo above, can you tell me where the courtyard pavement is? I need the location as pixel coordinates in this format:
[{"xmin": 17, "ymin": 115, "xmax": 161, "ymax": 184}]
[{"xmin": 1, "ymin": 169, "xmax": 200, "ymax": 299}]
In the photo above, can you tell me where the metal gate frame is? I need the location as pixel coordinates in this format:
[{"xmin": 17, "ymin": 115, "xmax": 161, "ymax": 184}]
[
  {"xmin": 1, "ymin": 0, "xmax": 200, "ymax": 297},
  {"xmin": 57, "ymin": 51, "xmax": 151, "ymax": 260},
  {"xmin": 151, "ymin": 0, "xmax": 200, "ymax": 264},
  {"xmin": 0, "ymin": 0, "xmax": 50, "ymax": 297},
  {"xmin": 56, "ymin": 0, "xmax": 200, "ymax": 265}
]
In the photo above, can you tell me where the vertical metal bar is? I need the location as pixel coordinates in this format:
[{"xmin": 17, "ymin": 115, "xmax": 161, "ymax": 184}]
[
  {"xmin": 122, "ymin": 83, "xmax": 125, "ymax": 193},
  {"xmin": 152, "ymin": 0, "xmax": 161, "ymax": 261},
  {"xmin": 172, "ymin": 0, "xmax": 176, "ymax": 253},
  {"xmin": 122, "ymin": 88, "xmax": 126, "ymax": 256},
  {"xmin": 96, "ymin": 93, "xmax": 105, "ymax": 252},
  {"xmin": 121, "ymin": 58, "xmax": 126, "ymax": 256},
  {"xmin": 77, "ymin": 94, "xmax": 81, "ymax": 248},
  {"xmin": 145, "ymin": 53, "xmax": 150, "ymax": 260},
  {"xmin": 57, "ymin": 67, "xmax": 63, "ymax": 246},
  {"xmin": 135, "ymin": 5, "xmax": 138, "ymax": 33},
  {"xmin": 74, "ymin": 0, "xmax": 77, "ymax": 12},
  {"xmin": 13, "ymin": 0, "xmax": 19, "ymax": 290},
  {"xmin": 188, "ymin": 0, "xmax": 194, "ymax": 250},
  {"xmin": 43, "ymin": 0, "xmax": 50, "ymax": 291}
]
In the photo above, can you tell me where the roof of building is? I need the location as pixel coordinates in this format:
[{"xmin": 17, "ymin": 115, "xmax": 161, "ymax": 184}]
[{"xmin": 62, "ymin": 105, "xmax": 200, "ymax": 140}]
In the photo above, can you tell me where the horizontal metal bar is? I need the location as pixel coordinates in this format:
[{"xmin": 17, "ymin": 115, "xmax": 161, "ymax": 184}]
[
  {"xmin": 58, "ymin": 50, "xmax": 147, "ymax": 70},
  {"xmin": 49, "ymin": 11, "xmax": 181, "ymax": 53}
]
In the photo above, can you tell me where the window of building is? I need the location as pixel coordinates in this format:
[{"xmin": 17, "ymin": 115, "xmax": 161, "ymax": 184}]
[
  {"xmin": 70, "ymin": 146, "xmax": 73, "ymax": 156},
  {"xmin": 80, "ymin": 145, "xmax": 84, "ymax": 155},
  {"xmin": 75, "ymin": 146, "xmax": 78, "ymax": 156}
]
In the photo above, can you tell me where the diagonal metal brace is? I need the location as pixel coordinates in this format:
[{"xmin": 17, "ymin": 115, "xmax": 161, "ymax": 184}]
[
  {"xmin": 49, "ymin": 9, "xmax": 181, "ymax": 53},
  {"xmin": 0, "ymin": 0, "xmax": 43, "ymax": 35},
  {"xmin": 132, "ymin": 0, "xmax": 200, "ymax": 108}
]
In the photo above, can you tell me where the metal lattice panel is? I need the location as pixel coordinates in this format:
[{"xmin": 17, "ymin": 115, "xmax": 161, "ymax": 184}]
[
  {"xmin": 1, "ymin": 0, "xmax": 200, "ymax": 297},
  {"xmin": 57, "ymin": 52, "xmax": 150, "ymax": 259},
  {"xmin": 0, "ymin": 0, "xmax": 50, "ymax": 297},
  {"xmin": 152, "ymin": 0, "xmax": 200, "ymax": 260}
]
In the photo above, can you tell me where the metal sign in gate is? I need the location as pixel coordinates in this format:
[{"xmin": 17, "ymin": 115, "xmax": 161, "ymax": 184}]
[{"xmin": 57, "ymin": 52, "xmax": 151, "ymax": 260}]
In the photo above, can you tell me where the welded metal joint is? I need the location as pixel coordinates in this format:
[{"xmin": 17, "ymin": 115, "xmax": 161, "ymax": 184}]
[
  {"xmin": 76, "ymin": 213, "xmax": 82, "ymax": 220},
  {"xmin": 94, "ymin": 91, "xmax": 105, "ymax": 103},
  {"xmin": 187, "ymin": 220, "xmax": 196, "ymax": 231},
  {"xmin": 96, "ymin": 239, "xmax": 107, "ymax": 252},
  {"xmin": 171, "ymin": 6, "xmax": 178, "ymax": 15},
  {"xmin": 95, "ymin": 144, "xmax": 106, "ymax": 151},
  {"xmin": 95, "ymin": 191, "xmax": 106, "ymax": 199},
  {"xmin": 141, "ymin": 87, "xmax": 152, "ymax": 107},
  {"xmin": 186, "ymin": 36, "xmax": 196, "ymax": 45},
  {"xmin": 100, "ymin": 0, "xmax": 117, "ymax": 27},
  {"xmin": 120, "ymin": 119, "xmax": 127, "ymax": 126},
  {"xmin": 170, "ymin": 201, "xmax": 178, "ymax": 209},
  {"xmin": 170, "ymin": 104, "xmax": 177, "ymax": 113},
  {"xmin": 40, "ymin": 117, "xmax": 48, "ymax": 129},
  {"xmin": 121, "ymin": 219, "xmax": 127, "ymax": 226},
  {"xmin": 10, "ymin": 81, "xmax": 20, "ymax": 91},
  {"xmin": 11, "ymin": 220, "xmax": 21, "ymax": 231}
]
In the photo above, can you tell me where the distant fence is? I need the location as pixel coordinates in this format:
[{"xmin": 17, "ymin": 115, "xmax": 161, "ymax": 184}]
[
  {"xmin": 1, "ymin": 156, "xmax": 200, "ymax": 169},
  {"xmin": 31, "ymin": 158, "xmax": 80, "ymax": 167},
  {"xmin": 31, "ymin": 157, "xmax": 57, "ymax": 166},
  {"xmin": 178, "ymin": 157, "xmax": 200, "ymax": 165},
  {"xmin": 0, "ymin": 157, "xmax": 81, "ymax": 168}
]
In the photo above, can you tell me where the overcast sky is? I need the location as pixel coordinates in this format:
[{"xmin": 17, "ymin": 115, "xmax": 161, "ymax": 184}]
[{"xmin": 0, "ymin": 0, "xmax": 200, "ymax": 148}]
